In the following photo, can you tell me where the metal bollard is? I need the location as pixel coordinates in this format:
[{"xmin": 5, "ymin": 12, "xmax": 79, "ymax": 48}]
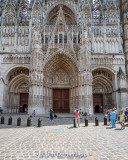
[
  {"xmin": 85, "ymin": 118, "xmax": 88, "ymax": 126},
  {"xmin": 8, "ymin": 116, "xmax": 12, "ymax": 125},
  {"xmin": 74, "ymin": 119, "xmax": 76, "ymax": 127},
  {"xmin": 17, "ymin": 117, "xmax": 21, "ymax": 126},
  {"xmin": 104, "ymin": 117, "xmax": 107, "ymax": 125},
  {"xmin": 1, "ymin": 116, "xmax": 4, "ymax": 124},
  {"xmin": 27, "ymin": 117, "xmax": 31, "ymax": 126},
  {"xmin": 38, "ymin": 118, "xmax": 42, "ymax": 127},
  {"xmin": 95, "ymin": 117, "xmax": 99, "ymax": 126}
]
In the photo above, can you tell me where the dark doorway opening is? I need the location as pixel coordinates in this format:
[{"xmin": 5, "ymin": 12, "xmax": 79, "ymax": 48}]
[
  {"xmin": 20, "ymin": 93, "xmax": 29, "ymax": 113},
  {"xmin": 23, "ymin": 104, "xmax": 28, "ymax": 113},
  {"xmin": 95, "ymin": 105, "xmax": 100, "ymax": 113},
  {"xmin": 93, "ymin": 94, "xmax": 103, "ymax": 113}
]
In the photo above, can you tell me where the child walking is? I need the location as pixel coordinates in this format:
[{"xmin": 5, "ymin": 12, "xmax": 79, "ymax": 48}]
[
  {"xmin": 30, "ymin": 115, "xmax": 32, "ymax": 126},
  {"xmin": 32, "ymin": 110, "xmax": 36, "ymax": 117},
  {"xmin": 119, "ymin": 109, "xmax": 125, "ymax": 130}
]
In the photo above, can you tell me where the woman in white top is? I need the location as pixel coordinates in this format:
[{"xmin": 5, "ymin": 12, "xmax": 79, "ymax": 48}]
[{"xmin": 89, "ymin": 108, "xmax": 92, "ymax": 120}]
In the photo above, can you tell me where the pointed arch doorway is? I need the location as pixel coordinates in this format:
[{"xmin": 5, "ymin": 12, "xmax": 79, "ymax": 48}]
[
  {"xmin": 7, "ymin": 67, "xmax": 29, "ymax": 113},
  {"xmin": 92, "ymin": 68, "xmax": 114, "ymax": 113},
  {"xmin": 43, "ymin": 54, "xmax": 78, "ymax": 113}
]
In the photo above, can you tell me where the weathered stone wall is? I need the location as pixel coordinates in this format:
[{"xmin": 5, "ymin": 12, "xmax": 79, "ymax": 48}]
[{"xmin": 0, "ymin": 0, "xmax": 127, "ymax": 114}]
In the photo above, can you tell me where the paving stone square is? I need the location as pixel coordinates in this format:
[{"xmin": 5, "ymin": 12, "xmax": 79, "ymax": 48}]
[{"xmin": 0, "ymin": 114, "xmax": 128, "ymax": 160}]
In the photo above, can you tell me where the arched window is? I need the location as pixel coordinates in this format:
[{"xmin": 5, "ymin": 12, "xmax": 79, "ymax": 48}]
[
  {"xmin": 47, "ymin": 5, "xmax": 76, "ymax": 25},
  {"xmin": 18, "ymin": 7, "xmax": 30, "ymax": 24},
  {"xmin": 93, "ymin": 0, "xmax": 103, "ymax": 24}
]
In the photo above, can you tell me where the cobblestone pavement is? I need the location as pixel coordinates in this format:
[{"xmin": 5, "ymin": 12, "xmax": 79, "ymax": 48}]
[{"xmin": 0, "ymin": 114, "xmax": 128, "ymax": 160}]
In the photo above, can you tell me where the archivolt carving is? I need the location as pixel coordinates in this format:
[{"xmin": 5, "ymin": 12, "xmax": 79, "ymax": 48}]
[
  {"xmin": 43, "ymin": 54, "xmax": 78, "ymax": 78},
  {"xmin": 9, "ymin": 68, "xmax": 29, "ymax": 82},
  {"xmin": 92, "ymin": 69, "xmax": 112, "ymax": 81},
  {"xmin": 92, "ymin": 68, "xmax": 113, "ymax": 94},
  {"xmin": 18, "ymin": 82, "xmax": 29, "ymax": 93},
  {"xmin": 53, "ymin": 68, "xmax": 69, "ymax": 85},
  {"xmin": 93, "ymin": 77, "xmax": 113, "ymax": 94},
  {"xmin": 93, "ymin": 83, "xmax": 105, "ymax": 94},
  {"xmin": 8, "ymin": 74, "xmax": 29, "ymax": 93}
]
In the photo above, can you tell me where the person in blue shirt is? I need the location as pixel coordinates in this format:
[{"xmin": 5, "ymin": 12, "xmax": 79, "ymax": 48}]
[
  {"xmin": 32, "ymin": 110, "xmax": 36, "ymax": 117},
  {"xmin": 125, "ymin": 107, "xmax": 128, "ymax": 122},
  {"xmin": 110, "ymin": 108, "xmax": 116, "ymax": 128}
]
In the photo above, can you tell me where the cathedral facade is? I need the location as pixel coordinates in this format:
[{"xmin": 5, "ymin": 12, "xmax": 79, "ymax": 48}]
[{"xmin": 0, "ymin": 0, "xmax": 128, "ymax": 114}]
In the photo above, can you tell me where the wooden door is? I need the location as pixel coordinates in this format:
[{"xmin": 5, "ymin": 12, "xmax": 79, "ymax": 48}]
[
  {"xmin": 93, "ymin": 94, "xmax": 103, "ymax": 113},
  {"xmin": 53, "ymin": 89, "xmax": 69, "ymax": 113},
  {"xmin": 20, "ymin": 93, "xmax": 29, "ymax": 112}
]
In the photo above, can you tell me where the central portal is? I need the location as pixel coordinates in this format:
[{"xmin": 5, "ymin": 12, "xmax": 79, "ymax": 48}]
[{"xmin": 53, "ymin": 89, "xmax": 69, "ymax": 113}]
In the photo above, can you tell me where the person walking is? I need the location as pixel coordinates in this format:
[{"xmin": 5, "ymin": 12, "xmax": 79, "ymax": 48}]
[
  {"xmin": 54, "ymin": 112, "xmax": 57, "ymax": 119},
  {"xmin": 119, "ymin": 109, "xmax": 125, "ymax": 130},
  {"xmin": 114, "ymin": 107, "xmax": 118, "ymax": 122},
  {"xmin": 79, "ymin": 109, "xmax": 83, "ymax": 119},
  {"xmin": 108, "ymin": 109, "xmax": 112, "ymax": 125},
  {"xmin": 74, "ymin": 109, "xmax": 80, "ymax": 127},
  {"xmin": 0, "ymin": 107, "xmax": 3, "ymax": 114},
  {"xmin": 32, "ymin": 110, "xmax": 36, "ymax": 117},
  {"xmin": 104, "ymin": 109, "xmax": 108, "ymax": 118},
  {"xmin": 89, "ymin": 108, "xmax": 92, "ymax": 120},
  {"xmin": 125, "ymin": 107, "xmax": 128, "ymax": 122},
  {"xmin": 29, "ymin": 115, "xmax": 32, "ymax": 126},
  {"xmin": 49, "ymin": 108, "xmax": 54, "ymax": 121},
  {"xmin": 110, "ymin": 109, "xmax": 116, "ymax": 128}
]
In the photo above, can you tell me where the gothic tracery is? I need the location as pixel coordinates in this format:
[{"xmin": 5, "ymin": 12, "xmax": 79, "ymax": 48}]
[{"xmin": 0, "ymin": 0, "xmax": 128, "ymax": 114}]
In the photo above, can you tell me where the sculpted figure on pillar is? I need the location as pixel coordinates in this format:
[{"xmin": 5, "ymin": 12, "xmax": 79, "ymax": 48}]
[{"xmin": 32, "ymin": 29, "xmax": 42, "ymax": 48}]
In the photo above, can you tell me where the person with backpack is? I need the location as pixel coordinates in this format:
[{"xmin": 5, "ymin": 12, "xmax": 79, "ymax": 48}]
[{"xmin": 119, "ymin": 109, "xmax": 126, "ymax": 130}]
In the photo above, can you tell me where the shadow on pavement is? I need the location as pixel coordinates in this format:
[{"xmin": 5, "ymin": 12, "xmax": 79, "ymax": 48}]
[
  {"xmin": 115, "ymin": 128, "xmax": 121, "ymax": 130},
  {"xmin": 106, "ymin": 127, "xmax": 112, "ymax": 129},
  {"xmin": 68, "ymin": 126, "xmax": 75, "ymax": 129},
  {"xmin": 125, "ymin": 124, "xmax": 128, "ymax": 127}
]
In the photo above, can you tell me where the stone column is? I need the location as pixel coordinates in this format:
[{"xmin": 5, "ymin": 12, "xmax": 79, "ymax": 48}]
[
  {"xmin": 78, "ymin": 72, "xmax": 93, "ymax": 114},
  {"xmin": 14, "ymin": 17, "xmax": 18, "ymax": 51},
  {"xmin": 117, "ymin": 67, "xmax": 128, "ymax": 111},
  {"xmin": 28, "ymin": 29, "xmax": 44, "ymax": 114},
  {"xmin": 78, "ymin": 28, "xmax": 93, "ymax": 114}
]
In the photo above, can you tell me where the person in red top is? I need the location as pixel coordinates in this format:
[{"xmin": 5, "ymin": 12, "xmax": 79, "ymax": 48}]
[{"xmin": 74, "ymin": 109, "xmax": 80, "ymax": 127}]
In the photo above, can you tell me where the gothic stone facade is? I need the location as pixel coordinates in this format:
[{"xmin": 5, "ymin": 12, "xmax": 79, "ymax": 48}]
[{"xmin": 0, "ymin": 0, "xmax": 128, "ymax": 114}]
